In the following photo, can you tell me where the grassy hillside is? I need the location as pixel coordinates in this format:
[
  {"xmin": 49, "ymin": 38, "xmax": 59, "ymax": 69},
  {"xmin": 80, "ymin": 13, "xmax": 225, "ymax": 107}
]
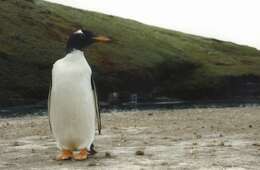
[{"xmin": 0, "ymin": 0, "xmax": 260, "ymax": 106}]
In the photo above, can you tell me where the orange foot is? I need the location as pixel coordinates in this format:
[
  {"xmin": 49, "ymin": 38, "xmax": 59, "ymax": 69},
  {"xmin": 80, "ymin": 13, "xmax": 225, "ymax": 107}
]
[
  {"xmin": 73, "ymin": 148, "xmax": 88, "ymax": 161},
  {"xmin": 56, "ymin": 150, "xmax": 73, "ymax": 160}
]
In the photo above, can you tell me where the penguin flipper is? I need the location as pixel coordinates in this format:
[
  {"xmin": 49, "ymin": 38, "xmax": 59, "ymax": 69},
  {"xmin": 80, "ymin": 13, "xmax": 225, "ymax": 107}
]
[
  {"xmin": 91, "ymin": 75, "xmax": 101, "ymax": 135},
  {"xmin": 48, "ymin": 78, "xmax": 52, "ymax": 132}
]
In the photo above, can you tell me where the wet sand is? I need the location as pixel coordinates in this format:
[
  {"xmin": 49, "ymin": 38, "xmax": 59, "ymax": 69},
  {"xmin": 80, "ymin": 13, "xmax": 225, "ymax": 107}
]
[{"xmin": 0, "ymin": 107, "xmax": 260, "ymax": 170}]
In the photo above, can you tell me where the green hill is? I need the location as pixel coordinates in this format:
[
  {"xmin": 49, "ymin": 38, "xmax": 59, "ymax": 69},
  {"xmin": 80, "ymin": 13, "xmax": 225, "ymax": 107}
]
[{"xmin": 0, "ymin": 0, "xmax": 260, "ymax": 106}]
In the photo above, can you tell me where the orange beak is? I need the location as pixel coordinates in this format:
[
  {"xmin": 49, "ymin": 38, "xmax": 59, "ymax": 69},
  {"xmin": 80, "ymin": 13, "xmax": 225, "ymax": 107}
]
[{"xmin": 92, "ymin": 36, "xmax": 111, "ymax": 43}]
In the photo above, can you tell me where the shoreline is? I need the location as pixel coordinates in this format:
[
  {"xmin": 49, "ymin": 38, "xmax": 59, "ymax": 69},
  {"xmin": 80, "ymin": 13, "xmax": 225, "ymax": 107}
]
[{"xmin": 0, "ymin": 99, "xmax": 259, "ymax": 118}]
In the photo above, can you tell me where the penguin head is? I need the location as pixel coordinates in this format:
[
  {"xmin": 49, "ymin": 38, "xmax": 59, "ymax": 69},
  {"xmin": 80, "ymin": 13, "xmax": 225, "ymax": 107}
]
[{"xmin": 66, "ymin": 29, "xmax": 111, "ymax": 54}]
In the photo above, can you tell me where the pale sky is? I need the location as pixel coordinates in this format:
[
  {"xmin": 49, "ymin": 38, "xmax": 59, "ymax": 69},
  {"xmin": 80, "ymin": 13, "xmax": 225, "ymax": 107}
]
[{"xmin": 45, "ymin": 0, "xmax": 260, "ymax": 50}]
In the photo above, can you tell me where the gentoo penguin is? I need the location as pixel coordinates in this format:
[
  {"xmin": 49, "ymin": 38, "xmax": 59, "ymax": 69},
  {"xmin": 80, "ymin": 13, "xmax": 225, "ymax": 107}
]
[{"xmin": 48, "ymin": 29, "xmax": 111, "ymax": 160}]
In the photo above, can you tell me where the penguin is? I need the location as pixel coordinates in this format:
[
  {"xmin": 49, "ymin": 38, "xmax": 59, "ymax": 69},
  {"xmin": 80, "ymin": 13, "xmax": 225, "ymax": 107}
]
[{"xmin": 48, "ymin": 29, "xmax": 111, "ymax": 161}]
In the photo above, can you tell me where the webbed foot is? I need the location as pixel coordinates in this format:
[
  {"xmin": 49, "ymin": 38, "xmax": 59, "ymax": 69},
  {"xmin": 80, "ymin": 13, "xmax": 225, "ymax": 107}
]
[
  {"xmin": 56, "ymin": 150, "xmax": 73, "ymax": 160},
  {"xmin": 73, "ymin": 148, "xmax": 88, "ymax": 161}
]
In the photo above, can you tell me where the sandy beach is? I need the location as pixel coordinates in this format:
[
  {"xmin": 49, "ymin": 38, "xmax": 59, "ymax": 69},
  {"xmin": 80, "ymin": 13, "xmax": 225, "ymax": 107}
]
[{"xmin": 0, "ymin": 106, "xmax": 260, "ymax": 170}]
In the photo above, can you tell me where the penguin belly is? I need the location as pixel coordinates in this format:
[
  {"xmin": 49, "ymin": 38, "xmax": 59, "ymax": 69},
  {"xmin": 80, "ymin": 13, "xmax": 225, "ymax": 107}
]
[{"xmin": 50, "ymin": 53, "xmax": 96, "ymax": 151}]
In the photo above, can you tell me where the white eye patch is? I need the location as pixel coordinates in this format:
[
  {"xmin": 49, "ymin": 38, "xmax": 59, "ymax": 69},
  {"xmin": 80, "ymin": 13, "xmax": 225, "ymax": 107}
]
[{"xmin": 74, "ymin": 29, "xmax": 83, "ymax": 34}]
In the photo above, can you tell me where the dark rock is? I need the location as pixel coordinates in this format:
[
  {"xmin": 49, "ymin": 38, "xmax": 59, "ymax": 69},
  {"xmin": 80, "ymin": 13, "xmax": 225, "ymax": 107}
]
[
  {"xmin": 105, "ymin": 152, "xmax": 112, "ymax": 158},
  {"xmin": 135, "ymin": 150, "xmax": 144, "ymax": 156}
]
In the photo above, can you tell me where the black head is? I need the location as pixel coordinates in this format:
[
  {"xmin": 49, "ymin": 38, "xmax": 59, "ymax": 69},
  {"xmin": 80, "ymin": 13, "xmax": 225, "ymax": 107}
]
[{"xmin": 65, "ymin": 29, "xmax": 111, "ymax": 54}]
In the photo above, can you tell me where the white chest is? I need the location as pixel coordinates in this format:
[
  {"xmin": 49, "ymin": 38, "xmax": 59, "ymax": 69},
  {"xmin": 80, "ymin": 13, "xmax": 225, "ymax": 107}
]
[{"xmin": 52, "ymin": 50, "xmax": 92, "ymax": 88}]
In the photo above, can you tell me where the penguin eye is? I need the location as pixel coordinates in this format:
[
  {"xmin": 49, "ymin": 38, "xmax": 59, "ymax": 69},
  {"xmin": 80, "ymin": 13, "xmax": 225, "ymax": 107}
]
[{"xmin": 82, "ymin": 30, "xmax": 94, "ymax": 38}]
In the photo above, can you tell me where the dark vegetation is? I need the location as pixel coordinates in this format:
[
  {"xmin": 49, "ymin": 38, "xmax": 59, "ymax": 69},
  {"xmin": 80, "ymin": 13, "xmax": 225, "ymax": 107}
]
[{"xmin": 0, "ymin": 0, "xmax": 260, "ymax": 106}]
